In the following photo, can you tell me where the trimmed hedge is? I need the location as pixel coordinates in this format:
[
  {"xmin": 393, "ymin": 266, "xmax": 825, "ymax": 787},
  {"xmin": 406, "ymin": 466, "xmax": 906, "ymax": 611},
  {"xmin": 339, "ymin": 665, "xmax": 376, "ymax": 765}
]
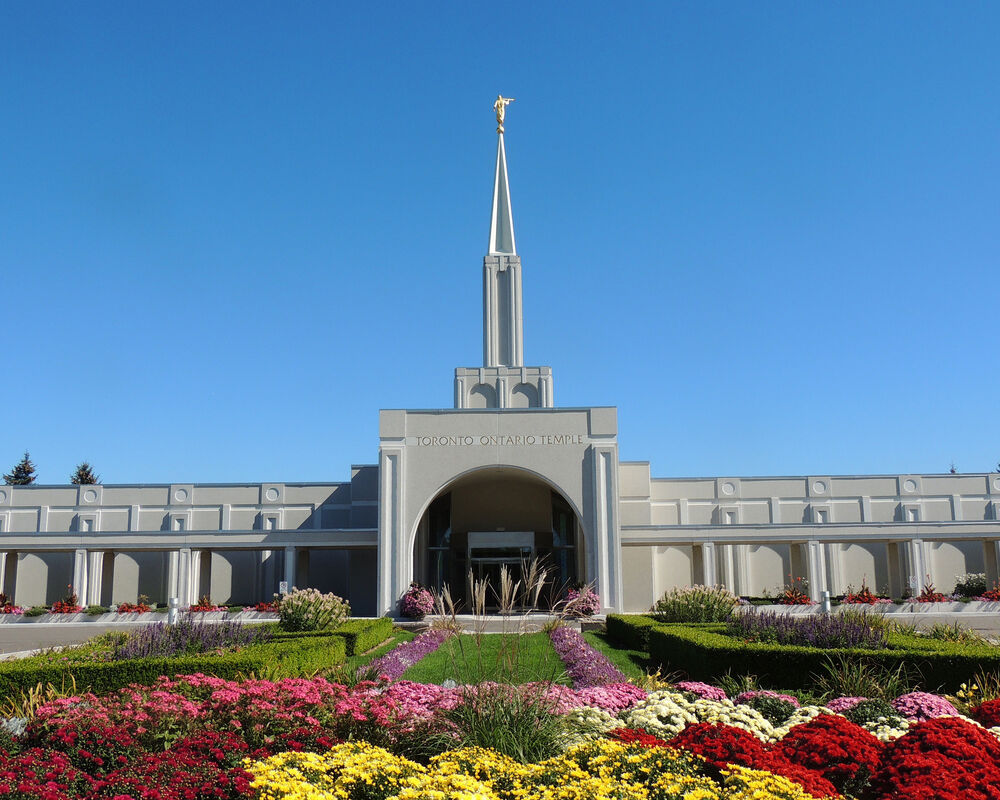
[
  {"xmin": 606, "ymin": 614, "xmax": 662, "ymax": 651},
  {"xmin": 0, "ymin": 632, "xmax": 346, "ymax": 699},
  {"xmin": 330, "ymin": 617, "xmax": 393, "ymax": 656},
  {"xmin": 647, "ymin": 623, "xmax": 1000, "ymax": 692}
]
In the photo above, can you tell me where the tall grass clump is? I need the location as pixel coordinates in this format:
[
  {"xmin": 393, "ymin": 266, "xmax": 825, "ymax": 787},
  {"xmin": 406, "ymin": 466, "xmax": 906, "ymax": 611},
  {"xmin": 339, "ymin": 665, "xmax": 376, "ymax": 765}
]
[
  {"xmin": 651, "ymin": 585, "xmax": 738, "ymax": 622},
  {"xmin": 812, "ymin": 655, "xmax": 917, "ymax": 700},
  {"xmin": 431, "ymin": 684, "xmax": 566, "ymax": 762},
  {"xmin": 729, "ymin": 609, "xmax": 888, "ymax": 650},
  {"xmin": 278, "ymin": 587, "xmax": 350, "ymax": 631},
  {"xmin": 111, "ymin": 618, "xmax": 272, "ymax": 660}
]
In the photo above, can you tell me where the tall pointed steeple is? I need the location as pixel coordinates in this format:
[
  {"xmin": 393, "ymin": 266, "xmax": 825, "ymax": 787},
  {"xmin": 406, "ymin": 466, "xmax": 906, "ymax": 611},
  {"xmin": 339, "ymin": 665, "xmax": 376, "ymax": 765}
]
[
  {"xmin": 453, "ymin": 96, "xmax": 553, "ymax": 410},
  {"xmin": 488, "ymin": 132, "xmax": 516, "ymax": 255}
]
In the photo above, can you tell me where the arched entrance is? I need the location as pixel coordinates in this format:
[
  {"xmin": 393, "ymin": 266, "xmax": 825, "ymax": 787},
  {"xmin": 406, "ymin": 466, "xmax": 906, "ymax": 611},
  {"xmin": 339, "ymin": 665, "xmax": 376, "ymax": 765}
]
[{"xmin": 411, "ymin": 468, "xmax": 583, "ymax": 609}]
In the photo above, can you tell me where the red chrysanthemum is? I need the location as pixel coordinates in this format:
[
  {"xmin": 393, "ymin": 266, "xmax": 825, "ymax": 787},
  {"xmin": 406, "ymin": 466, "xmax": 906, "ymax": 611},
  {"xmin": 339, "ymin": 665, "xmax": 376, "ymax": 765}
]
[
  {"xmin": 972, "ymin": 698, "xmax": 1000, "ymax": 729},
  {"xmin": 668, "ymin": 722, "xmax": 838, "ymax": 799},
  {"xmin": 774, "ymin": 713, "xmax": 882, "ymax": 793},
  {"xmin": 869, "ymin": 717, "xmax": 1000, "ymax": 800}
]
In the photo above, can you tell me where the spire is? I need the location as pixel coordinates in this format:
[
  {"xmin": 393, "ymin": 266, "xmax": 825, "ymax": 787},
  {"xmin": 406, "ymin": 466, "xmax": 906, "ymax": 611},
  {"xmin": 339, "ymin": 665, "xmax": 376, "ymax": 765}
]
[{"xmin": 488, "ymin": 96, "xmax": 516, "ymax": 255}]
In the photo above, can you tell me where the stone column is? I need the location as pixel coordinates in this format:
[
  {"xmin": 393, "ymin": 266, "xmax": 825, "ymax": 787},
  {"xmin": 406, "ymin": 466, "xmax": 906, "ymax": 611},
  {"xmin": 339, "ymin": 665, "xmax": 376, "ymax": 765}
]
[
  {"xmin": 188, "ymin": 550, "xmax": 205, "ymax": 607},
  {"xmin": 0, "ymin": 552, "xmax": 6, "ymax": 599},
  {"xmin": 72, "ymin": 549, "xmax": 88, "ymax": 606},
  {"xmin": 86, "ymin": 551, "xmax": 104, "ymax": 606},
  {"xmin": 700, "ymin": 542, "xmax": 717, "ymax": 586},
  {"xmin": 803, "ymin": 541, "xmax": 827, "ymax": 601},
  {"xmin": 590, "ymin": 444, "xmax": 623, "ymax": 612},
  {"xmin": 984, "ymin": 540, "xmax": 1000, "ymax": 589},
  {"xmin": 905, "ymin": 539, "xmax": 927, "ymax": 595},
  {"xmin": 719, "ymin": 545, "xmax": 737, "ymax": 594},
  {"xmin": 284, "ymin": 546, "xmax": 296, "ymax": 590},
  {"xmin": 378, "ymin": 445, "xmax": 406, "ymax": 616}
]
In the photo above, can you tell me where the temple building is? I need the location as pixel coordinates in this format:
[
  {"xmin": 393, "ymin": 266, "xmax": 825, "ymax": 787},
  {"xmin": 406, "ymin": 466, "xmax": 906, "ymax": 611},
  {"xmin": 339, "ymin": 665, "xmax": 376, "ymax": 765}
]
[{"xmin": 3, "ymin": 102, "xmax": 1000, "ymax": 615}]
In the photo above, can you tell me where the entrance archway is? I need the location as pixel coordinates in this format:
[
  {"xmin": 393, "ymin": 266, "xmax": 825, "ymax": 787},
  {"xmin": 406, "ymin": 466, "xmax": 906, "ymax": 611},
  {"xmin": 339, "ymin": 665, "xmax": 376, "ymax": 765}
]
[{"xmin": 411, "ymin": 468, "xmax": 584, "ymax": 609}]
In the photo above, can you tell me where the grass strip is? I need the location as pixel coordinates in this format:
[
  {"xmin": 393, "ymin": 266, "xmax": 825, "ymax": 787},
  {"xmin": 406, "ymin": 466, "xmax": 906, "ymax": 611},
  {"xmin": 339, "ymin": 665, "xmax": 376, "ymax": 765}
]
[
  {"xmin": 582, "ymin": 630, "xmax": 653, "ymax": 682},
  {"xmin": 401, "ymin": 632, "xmax": 570, "ymax": 685}
]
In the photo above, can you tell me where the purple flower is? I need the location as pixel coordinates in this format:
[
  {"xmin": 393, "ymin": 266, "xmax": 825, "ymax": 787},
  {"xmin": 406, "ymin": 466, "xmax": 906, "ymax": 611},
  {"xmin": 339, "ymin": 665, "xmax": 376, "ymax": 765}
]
[
  {"xmin": 891, "ymin": 691, "xmax": 959, "ymax": 722},
  {"xmin": 825, "ymin": 696, "xmax": 868, "ymax": 713},
  {"xmin": 548, "ymin": 626, "xmax": 626, "ymax": 688},
  {"xmin": 368, "ymin": 629, "xmax": 451, "ymax": 681},
  {"xmin": 675, "ymin": 680, "xmax": 727, "ymax": 700}
]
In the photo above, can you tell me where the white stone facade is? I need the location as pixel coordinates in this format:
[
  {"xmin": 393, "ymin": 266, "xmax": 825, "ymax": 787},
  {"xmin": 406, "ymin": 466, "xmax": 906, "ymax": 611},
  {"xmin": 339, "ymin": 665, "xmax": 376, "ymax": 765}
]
[{"xmin": 3, "ymin": 124, "xmax": 999, "ymax": 614}]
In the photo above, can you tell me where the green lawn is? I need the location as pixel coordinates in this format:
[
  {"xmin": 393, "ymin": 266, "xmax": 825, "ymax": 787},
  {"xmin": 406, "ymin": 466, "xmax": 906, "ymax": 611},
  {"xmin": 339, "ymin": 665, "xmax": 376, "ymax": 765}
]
[
  {"xmin": 583, "ymin": 630, "xmax": 653, "ymax": 681},
  {"xmin": 401, "ymin": 633, "xmax": 570, "ymax": 685}
]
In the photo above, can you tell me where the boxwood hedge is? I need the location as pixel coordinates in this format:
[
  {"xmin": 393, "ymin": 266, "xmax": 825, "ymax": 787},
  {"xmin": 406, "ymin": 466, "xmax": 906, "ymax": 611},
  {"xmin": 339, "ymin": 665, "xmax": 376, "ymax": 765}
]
[
  {"xmin": 0, "ymin": 630, "xmax": 347, "ymax": 698},
  {"xmin": 330, "ymin": 616, "xmax": 393, "ymax": 656},
  {"xmin": 646, "ymin": 623, "xmax": 1000, "ymax": 692}
]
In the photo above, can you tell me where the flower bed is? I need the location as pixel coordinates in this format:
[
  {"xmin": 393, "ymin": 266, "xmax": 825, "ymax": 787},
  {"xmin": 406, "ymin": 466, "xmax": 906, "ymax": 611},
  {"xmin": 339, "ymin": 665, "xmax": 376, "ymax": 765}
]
[
  {"xmin": 2, "ymin": 665, "xmax": 1000, "ymax": 799},
  {"xmin": 548, "ymin": 626, "xmax": 625, "ymax": 687}
]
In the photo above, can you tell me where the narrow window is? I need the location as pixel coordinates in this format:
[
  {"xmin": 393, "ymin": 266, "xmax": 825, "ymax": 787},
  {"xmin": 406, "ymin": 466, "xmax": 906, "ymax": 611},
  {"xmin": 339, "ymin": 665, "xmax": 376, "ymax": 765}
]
[
  {"xmin": 816, "ymin": 509, "xmax": 828, "ymax": 524},
  {"xmin": 173, "ymin": 517, "xmax": 186, "ymax": 531},
  {"xmin": 724, "ymin": 510, "xmax": 737, "ymax": 525}
]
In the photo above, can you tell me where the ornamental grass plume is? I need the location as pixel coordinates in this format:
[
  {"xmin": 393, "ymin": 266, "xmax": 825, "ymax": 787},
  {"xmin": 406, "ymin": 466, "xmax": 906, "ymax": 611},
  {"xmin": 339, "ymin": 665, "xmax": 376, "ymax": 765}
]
[
  {"xmin": 652, "ymin": 584, "xmax": 738, "ymax": 622},
  {"xmin": 277, "ymin": 587, "xmax": 350, "ymax": 631}
]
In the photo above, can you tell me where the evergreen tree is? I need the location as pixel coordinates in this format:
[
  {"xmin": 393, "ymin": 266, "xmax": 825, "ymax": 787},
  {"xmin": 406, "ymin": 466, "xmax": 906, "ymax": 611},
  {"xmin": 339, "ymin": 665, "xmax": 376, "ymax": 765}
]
[
  {"xmin": 3, "ymin": 452, "xmax": 37, "ymax": 485},
  {"xmin": 70, "ymin": 462, "xmax": 100, "ymax": 485}
]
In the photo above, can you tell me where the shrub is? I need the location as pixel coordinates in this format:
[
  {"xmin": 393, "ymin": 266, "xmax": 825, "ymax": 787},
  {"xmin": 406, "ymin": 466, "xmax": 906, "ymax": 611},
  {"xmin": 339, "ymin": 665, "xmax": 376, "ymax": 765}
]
[
  {"xmin": 605, "ymin": 614, "xmax": 661, "ymax": 650},
  {"xmin": 400, "ymin": 583, "xmax": 434, "ymax": 619},
  {"xmin": 25, "ymin": 605, "xmax": 47, "ymax": 617},
  {"xmin": 330, "ymin": 617, "xmax": 393, "ymax": 656},
  {"xmin": 729, "ymin": 608, "xmax": 888, "ymax": 649},
  {"xmin": 746, "ymin": 694, "xmax": 797, "ymax": 724},
  {"xmin": 85, "ymin": 605, "xmax": 109, "ymax": 615},
  {"xmin": 844, "ymin": 698, "xmax": 905, "ymax": 727},
  {"xmin": 652, "ymin": 585, "xmax": 737, "ymax": 623},
  {"xmin": 278, "ymin": 587, "xmax": 350, "ymax": 631},
  {"xmin": 954, "ymin": 573, "xmax": 987, "ymax": 597}
]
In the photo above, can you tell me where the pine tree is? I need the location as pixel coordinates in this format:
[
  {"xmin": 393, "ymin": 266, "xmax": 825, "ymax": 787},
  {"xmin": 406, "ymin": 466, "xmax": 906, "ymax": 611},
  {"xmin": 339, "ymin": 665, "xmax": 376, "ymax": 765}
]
[
  {"xmin": 3, "ymin": 452, "xmax": 37, "ymax": 485},
  {"xmin": 70, "ymin": 462, "xmax": 100, "ymax": 485}
]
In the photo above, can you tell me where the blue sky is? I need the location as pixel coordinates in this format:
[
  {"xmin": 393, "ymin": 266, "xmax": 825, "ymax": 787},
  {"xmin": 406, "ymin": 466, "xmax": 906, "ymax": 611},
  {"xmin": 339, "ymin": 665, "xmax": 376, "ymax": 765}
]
[{"xmin": 3, "ymin": 2, "xmax": 998, "ymax": 484}]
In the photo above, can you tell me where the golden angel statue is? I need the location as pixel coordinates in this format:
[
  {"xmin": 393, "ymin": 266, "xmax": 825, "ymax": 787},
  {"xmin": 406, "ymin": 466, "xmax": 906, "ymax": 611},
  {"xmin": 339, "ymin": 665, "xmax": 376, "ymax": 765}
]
[{"xmin": 493, "ymin": 94, "xmax": 515, "ymax": 133}]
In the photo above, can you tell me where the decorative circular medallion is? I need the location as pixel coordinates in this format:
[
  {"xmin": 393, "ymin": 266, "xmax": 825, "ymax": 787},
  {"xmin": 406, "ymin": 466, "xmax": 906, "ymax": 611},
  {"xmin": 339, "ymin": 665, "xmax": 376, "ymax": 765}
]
[
  {"xmin": 721, "ymin": 482, "xmax": 736, "ymax": 496},
  {"xmin": 0, "ymin": 490, "xmax": 6, "ymax": 503},
  {"xmin": 83, "ymin": 489, "xmax": 97, "ymax": 503},
  {"xmin": 993, "ymin": 477, "xmax": 1000, "ymax": 492},
  {"xmin": 903, "ymin": 479, "xmax": 917, "ymax": 493},
  {"xmin": 174, "ymin": 488, "xmax": 189, "ymax": 502},
  {"xmin": 265, "ymin": 488, "xmax": 279, "ymax": 502},
  {"xmin": 812, "ymin": 481, "xmax": 827, "ymax": 494}
]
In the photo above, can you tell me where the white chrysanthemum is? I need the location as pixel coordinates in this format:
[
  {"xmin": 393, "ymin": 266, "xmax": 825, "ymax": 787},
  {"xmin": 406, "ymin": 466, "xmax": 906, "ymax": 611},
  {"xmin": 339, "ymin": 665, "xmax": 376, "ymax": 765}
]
[
  {"xmin": 621, "ymin": 689, "xmax": 698, "ymax": 739},
  {"xmin": 561, "ymin": 706, "xmax": 621, "ymax": 747},
  {"xmin": 686, "ymin": 697, "xmax": 775, "ymax": 742},
  {"xmin": 769, "ymin": 706, "xmax": 831, "ymax": 740},
  {"xmin": 862, "ymin": 716, "xmax": 911, "ymax": 742}
]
